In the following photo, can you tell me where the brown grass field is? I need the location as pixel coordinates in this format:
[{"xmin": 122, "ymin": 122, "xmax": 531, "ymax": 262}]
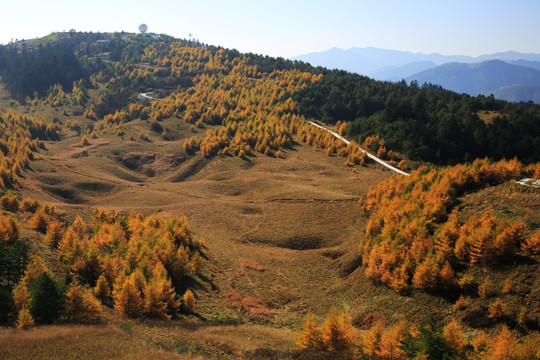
[{"xmin": 20, "ymin": 116, "xmax": 392, "ymax": 325}]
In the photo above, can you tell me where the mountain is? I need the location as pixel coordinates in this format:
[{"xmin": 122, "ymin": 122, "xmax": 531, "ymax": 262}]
[
  {"xmin": 507, "ymin": 59, "xmax": 540, "ymax": 72},
  {"xmin": 491, "ymin": 84, "xmax": 540, "ymax": 104},
  {"xmin": 475, "ymin": 50, "xmax": 540, "ymax": 62},
  {"xmin": 292, "ymin": 48, "xmax": 540, "ymax": 101},
  {"xmin": 291, "ymin": 47, "xmax": 379, "ymax": 75},
  {"xmin": 346, "ymin": 47, "xmax": 474, "ymax": 67},
  {"xmin": 291, "ymin": 47, "xmax": 477, "ymax": 79},
  {"xmin": 405, "ymin": 60, "xmax": 540, "ymax": 96},
  {"xmin": 370, "ymin": 61, "xmax": 437, "ymax": 82}
]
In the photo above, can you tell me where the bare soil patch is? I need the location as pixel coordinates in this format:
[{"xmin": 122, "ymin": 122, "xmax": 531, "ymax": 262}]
[
  {"xmin": 225, "ymin": 291, "xmax": 274, "ymax": 315},
  {"xmin": 239, "ymin": 259, "xmax": 265, "ymax": 271}
]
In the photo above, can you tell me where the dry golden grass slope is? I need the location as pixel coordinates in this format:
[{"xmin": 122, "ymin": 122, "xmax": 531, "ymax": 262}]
[
  {"xmin": 0, "ymin": 90, "xmax": 399, "ymax": 357},
  {"xmin": 20, "ymin": 113, "xmax": 391, "ymax": 324}
]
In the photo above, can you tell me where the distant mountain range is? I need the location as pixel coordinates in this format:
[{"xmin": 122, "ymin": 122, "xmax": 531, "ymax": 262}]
[
  {"xmin": 292, "ymin": 48, "xmax": 540, "ymax": 103},
  {"xmin": 404, "ymin": 60, "xmax": 540, "ymax": 97}
]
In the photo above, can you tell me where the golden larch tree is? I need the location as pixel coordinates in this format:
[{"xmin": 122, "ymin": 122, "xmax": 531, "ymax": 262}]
[
  {"xmin": 183, "ymin": 289, "xmax": 195, "ymax": 313},
  {"xmin": 443, "ymin": 319, "xmax": 466, "ymax": 353},
  {"xmin": 471, "ymin": 330, "xmax": 490, "ymax": 355},
  {"xmin": 296, "ymin": 312, "xmax": 323, "ymax": 350},
  {"xmin": 15, "ymin": 307, "xmax": 34, "ymax": 329},
  {"xmin": 115, "ymin": 277, "xmax": 144, "ymax": 318},
  {"xmin": 521, "ymin": 229, "xmax": 540, "ymax": 255},
  {"xmin": 361, "ymin": 322, "xmax": 383, "ymax": 357},
  {"xmin": 94, "ymin": 274, "xmax": 111, "ymax": 305},
  {"xmin": 321, "ymin": 308, "xmax": 357, "ymax": 356},
  {"xmin": 491, "ymin": 325, "xmax": 517, "ymax": 360},
  {"xmin": 412, "ymin": 256, "xmax": 439, "ymax": 292},
  {"xmin": 478, "ymin": 277, "xmax": 494, "ymax": 298},
  {"xmin": 378, "ymin": 322, "xmax": 407, "ymax": 359},
  {"xmin": 488, "ymin": 298, "xmax": 505, "ymax": 321},
  {"xmin": 44, "ymin": 220, "xmax": 65, "ymax": 248},
  {"xmin": 65, "ymin": 283, "xmax": 102, "ymax": 324},
  {"xmin": 144, "ymin": 277, "xmax": 178, "ymax": 320}
]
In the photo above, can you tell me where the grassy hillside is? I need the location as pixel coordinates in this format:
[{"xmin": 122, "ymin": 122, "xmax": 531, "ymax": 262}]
[{"xmin": 0, "ymin": 32, "xmax": 539, "ymax": 359}]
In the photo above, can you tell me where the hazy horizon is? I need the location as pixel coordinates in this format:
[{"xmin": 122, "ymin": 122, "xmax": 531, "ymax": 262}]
[{"xmin": 2, "ymin": 0, "xmax": 540, "ymax": 59}]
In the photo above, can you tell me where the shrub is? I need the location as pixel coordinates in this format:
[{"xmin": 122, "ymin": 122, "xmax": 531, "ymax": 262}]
[
  {"xmin": 138, "ymin": 131, "xmax": 150, "ymax": 141},
  {"xmin": 487, "ymin": 299, "xmax": 505, "ymax": 320},
  {"xmin": 20, "ymin": 198, "xmax": 40, "ymax": 213},
  {"xmin": 15, "ymin": 307, "xmax": 34, "ymax": 329},
  {"xmin": 80, "ymin": 135, "xmax": 90, "ymax": 147},
  {"xmin": 1, "ymin": 194, "xmax": 19, "ymax": 212},
  {"xmin": 183, "ymin": 289, "xmax": 195, "ymax": 313}
]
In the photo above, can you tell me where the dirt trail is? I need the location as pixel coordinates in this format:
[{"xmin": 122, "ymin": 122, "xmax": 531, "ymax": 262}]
[{"xmin": 308, "ymin": 120, "xmax": 410, "ymax": 176}]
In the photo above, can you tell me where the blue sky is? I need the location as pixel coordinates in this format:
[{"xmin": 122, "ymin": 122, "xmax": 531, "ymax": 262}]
[{"xmin": 2, "ymin": 0, "xmax": 540, "ymax": 58}]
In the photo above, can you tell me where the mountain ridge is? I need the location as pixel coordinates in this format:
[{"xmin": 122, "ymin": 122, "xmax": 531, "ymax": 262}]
[
  {"xmin": 405, "ymin": 59, "xmax": 540, "ymax": 96},
  {"xmin": 292, "ymin": 47, "xmax": 540, "ymax": 102}
]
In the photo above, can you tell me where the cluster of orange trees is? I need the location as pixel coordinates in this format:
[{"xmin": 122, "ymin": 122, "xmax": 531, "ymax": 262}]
[
  {"xmin": 46, "ymin": 39, "xmax": 378, "ymax": 167},
  {"xmin": 360, "ymin": 158, "xmax": 540, "ymax": 298},
  {"xmin": 134, "ymin": 42, "xmax": 368, "ymax": 163},
  {"xmin": 1, "ymin": 201, "xmax": 203, "ymax": 327},
  {"xmin": 143, "ymin": 44, "xmax": 319, "ymax": 157},
  {"xmin": 53, "ymin": 209, "xmax": 203, "ymax": 319},
  {"xmin": 297, "ymin": 310, "xmax": 540, "ymax": 359},
  {"xmin": 75, "ymin": 40, "xmax": 371, "ymax": 164},
  {"xmin": 0, "ymin": 110, "xmax": 59, "ymax": 189}
]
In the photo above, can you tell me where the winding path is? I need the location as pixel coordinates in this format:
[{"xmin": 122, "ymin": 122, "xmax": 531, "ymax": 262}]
[{"xmin": 307, "ymin": 121, "xmax": 410, "ymax": 176}]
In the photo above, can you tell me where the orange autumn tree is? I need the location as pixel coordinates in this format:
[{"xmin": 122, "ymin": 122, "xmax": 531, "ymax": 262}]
[
  {"xmin": 296, "ymin": 312, "xmax": 323, "ymax": 350},
  {"xmin": 361, "ymin": 322, "xmax": 383, "ymax": 357},
  {"xmin": 65, "ymin": 283, "xmax": 102, "ymax": 324},
  {"xmin": 296, "ymin": 309, "xmax": 357, "ymax": 356},
  {"xmin": 378, "ymin": 322, "xmax": 407, "ymax": 359},
  {"xmin": 0, "ymin": 214, "xmax": 19, "ymax": 244},
  {"xmin": 182, "ymin": 289, "xmax": 195, "ymax": 313},
  {"xmin": 491, "ymin": 325, "xmax": 518, "ymax": 360},
  {"xmin": 321, "ymin": 308, "xmax": 357, "ymax": 356},
  {"xmin": 443, "ymin": 319, "xmax": 466, "ymax": 354},
  {"xmin": 360, "ymin": 159, "xmax": 537, "ymax": 295},
  {"xmin": 488, "ymin": 299, "xmax": 505, "ymax": 321},
  {"xmin": 115, "ymin": 276, "xmax": 144, "ymax": 318},
  {"xmin": 15, "ymin": 307, "xmax": 34, "ymax": 329},
  {"xmin": 144, "ymin": 263, "xmax": 180, "ymax": 320}
]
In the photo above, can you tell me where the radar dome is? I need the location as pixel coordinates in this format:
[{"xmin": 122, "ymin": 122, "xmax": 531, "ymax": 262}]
[{"xmin": 139, "ymin": 24, "xmax": 148, "ymax": 33}]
